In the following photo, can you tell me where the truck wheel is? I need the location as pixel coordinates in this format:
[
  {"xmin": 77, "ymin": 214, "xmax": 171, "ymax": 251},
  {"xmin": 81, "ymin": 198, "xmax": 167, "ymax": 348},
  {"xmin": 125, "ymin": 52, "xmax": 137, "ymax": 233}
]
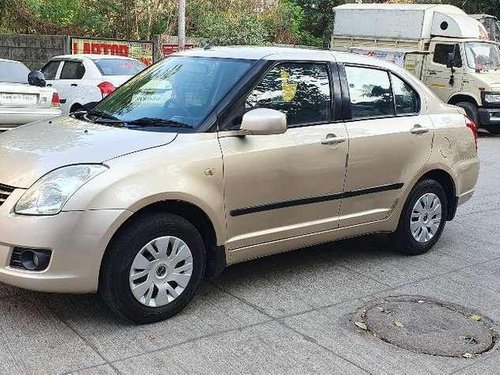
[
  {"xmin": 99, "ymin": 212, "xmax": 206, "ymax": 324},
  {"xmin": 390, "ymin": 179, "xmax": 448, "ymax": 256},
  {"xmin": 456, "ymin": 102, "xmax": 479, "ymax": 125}
]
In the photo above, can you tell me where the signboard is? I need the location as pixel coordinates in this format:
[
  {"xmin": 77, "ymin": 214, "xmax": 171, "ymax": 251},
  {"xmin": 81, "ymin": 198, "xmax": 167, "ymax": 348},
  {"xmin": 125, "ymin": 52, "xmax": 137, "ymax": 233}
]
[
  {"xmin": 71, "ymin": 37, "xmax": 154, "ymax": 65},
  {"xmin": 350, "ymin": 48, "xmax": 406, "ymax": 67},
  {"xmin": 161, "ymin": 44, "xmax": 194, "ymax": 56}
]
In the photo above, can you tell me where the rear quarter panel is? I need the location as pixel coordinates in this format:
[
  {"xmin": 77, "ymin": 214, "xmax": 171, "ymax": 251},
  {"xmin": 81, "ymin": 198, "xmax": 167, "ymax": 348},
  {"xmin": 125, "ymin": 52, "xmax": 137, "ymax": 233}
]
[{"xmin": 427, "ymin": 106, "xmax": 479, "ymax": 198}]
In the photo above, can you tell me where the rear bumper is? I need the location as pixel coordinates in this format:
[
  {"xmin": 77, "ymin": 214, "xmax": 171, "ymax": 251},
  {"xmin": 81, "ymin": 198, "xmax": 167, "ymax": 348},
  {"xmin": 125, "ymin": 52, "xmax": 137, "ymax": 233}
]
[
  {"xmin": 0, "ymin": 108, "xmax": 62, "ymax": 130},
  {"xmin": 478, "ymin": 107, "xmax": 500, "ymax": 127}
]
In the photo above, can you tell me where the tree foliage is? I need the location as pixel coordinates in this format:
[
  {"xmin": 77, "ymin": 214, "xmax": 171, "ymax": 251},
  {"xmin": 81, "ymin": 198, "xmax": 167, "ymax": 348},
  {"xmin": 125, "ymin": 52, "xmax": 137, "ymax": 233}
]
[{"xmin": 1, "ymin": 0, "xmax": 499, "ymax": 46}]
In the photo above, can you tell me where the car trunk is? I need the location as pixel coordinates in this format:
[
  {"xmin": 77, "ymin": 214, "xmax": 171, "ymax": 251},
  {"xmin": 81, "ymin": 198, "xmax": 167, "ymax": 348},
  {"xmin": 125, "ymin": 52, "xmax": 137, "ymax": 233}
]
[{"xmin": 0, "ymin": 83, "xmax": 53, "ymax": 110}]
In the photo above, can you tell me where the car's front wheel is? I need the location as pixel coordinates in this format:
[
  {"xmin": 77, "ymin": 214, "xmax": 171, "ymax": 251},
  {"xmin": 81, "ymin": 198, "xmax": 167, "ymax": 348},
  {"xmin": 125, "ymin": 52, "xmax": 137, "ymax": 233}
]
[
  {"xmin": 99, "ymin": 212, "xmax": 206, "ymax": 324},
  {"xmin": 391, "ymin": 179, "xmax": 448, "ymax": 255}
]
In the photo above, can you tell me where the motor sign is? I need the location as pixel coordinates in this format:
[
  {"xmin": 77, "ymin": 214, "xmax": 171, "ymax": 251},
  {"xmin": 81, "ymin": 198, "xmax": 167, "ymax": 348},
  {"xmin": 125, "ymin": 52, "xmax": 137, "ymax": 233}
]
[{"xmin": 71, "ymin": 37, "xmax": 154, "ymax": 65}]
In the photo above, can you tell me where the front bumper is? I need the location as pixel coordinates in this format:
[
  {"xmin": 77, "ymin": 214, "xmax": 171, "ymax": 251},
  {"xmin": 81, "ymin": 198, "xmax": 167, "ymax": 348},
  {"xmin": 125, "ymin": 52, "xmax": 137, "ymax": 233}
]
[
  {"xmin": 0, "ymin": 189, "xmax": 132, "ymax": 293},
  {"xmin": 478, "ymin": 107, "xmax": 500, "ymax": 127}
]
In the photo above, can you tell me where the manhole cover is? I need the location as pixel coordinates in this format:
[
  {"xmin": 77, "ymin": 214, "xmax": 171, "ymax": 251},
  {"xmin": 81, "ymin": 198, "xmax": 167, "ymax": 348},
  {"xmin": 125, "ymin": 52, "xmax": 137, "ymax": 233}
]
[{"xmin": 354, "ymin": 296, "xmax": 497, "ymax": 357}]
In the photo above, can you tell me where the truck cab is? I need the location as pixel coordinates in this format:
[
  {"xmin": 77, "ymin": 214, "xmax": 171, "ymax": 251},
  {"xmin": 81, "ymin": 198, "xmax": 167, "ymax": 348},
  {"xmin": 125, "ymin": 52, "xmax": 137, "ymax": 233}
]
[
  {"xmin": 424, "ymin": 38, "xmax": 500, "ymax": 133},
  {"xmin": 332, "ymin": 4, "xmax": 500, "ymax": 134}
]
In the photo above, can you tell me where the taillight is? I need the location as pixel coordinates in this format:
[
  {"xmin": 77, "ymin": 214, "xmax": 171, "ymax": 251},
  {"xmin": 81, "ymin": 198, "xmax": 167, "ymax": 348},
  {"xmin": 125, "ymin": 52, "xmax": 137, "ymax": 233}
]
[
  {"xmin": 465, "ymin": 116, "xmax": 478, "ymax": 150},
  {"xmin": 98, "ymin": 81, "xmax": 116, "ymax": 98},
  {"xmin": 51, "ymin": 92, "xmax": 60, "ymax": 107}
]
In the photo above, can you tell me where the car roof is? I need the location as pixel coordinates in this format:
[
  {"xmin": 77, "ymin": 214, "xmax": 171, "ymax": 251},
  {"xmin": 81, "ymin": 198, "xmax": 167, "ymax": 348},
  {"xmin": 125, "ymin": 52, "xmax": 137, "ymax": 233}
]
[
  {"xmin": 177, "ymin": 46, "xmax": 334, "ymax": 60},
  {"xmin": 50, "ymin": 54, "xmax": 138, "ymax": 61},
  {"xmin": 0, "ymin": 58, "xmax": 25, "ymax": 64},
  {"xmin": 176, "ymin": 46, "xmax": 400, "ymax": 69}
]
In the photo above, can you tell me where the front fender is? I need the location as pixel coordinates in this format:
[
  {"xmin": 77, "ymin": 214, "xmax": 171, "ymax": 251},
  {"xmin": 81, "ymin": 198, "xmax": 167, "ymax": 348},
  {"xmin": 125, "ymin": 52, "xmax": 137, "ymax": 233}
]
[{"xmin": 64, "ymin": 133, "xmax": 226, "ymax": 244}]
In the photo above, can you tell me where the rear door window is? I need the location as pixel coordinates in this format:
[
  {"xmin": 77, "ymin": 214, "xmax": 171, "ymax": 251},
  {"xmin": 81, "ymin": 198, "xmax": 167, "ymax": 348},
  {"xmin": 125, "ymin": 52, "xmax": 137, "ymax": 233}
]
[
  {"xmin": 391, "ymin": 74, "xmax": 420, "ymax": 115},
  {"xmin": 345, "ymin": 66, "xmax": 394, "ymax": 119},
  {"xmin": 60, "ymin": 61, "xmax": 86, "ymax": 80}
]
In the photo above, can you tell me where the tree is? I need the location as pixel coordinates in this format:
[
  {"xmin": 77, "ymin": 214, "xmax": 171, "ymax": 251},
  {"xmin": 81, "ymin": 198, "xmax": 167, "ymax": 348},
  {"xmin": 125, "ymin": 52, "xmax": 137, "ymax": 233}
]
[{"xmin": 286, "ymin": 0, "xmax": 344, "ymax": 47}]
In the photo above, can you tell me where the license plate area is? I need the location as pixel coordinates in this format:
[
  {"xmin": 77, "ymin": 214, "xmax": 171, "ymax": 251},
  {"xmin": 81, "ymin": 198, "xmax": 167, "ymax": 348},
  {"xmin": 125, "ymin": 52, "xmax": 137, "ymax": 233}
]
[{"xmin": 0, "ymin": 92, "xmax": 39, "ymax": 107}]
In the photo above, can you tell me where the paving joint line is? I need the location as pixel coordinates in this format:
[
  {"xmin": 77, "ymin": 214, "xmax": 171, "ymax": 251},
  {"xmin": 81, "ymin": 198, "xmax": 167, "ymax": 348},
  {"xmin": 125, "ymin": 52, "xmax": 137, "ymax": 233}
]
[
  {"xmin": 210, "ymin": 282, "xmax": 373, "ymax": 374},
  {"xmin": 104, "ymin": 320, "xmax": 272, "ymax": 366},
  {"xmin": 42, "ymin": 302, "xmax": 112, "ymax": 373}
]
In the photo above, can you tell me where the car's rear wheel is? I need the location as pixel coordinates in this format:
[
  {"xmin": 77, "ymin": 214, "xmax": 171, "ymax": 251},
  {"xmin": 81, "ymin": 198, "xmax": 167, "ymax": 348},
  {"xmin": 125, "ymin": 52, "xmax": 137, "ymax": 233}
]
[
  {"xmin": 99, "ymin": 212, "xmax": 206, "ymax": 324},
  {"xmin": 391, "ymin": 179, "xmax": 448, "ymax": 255}
]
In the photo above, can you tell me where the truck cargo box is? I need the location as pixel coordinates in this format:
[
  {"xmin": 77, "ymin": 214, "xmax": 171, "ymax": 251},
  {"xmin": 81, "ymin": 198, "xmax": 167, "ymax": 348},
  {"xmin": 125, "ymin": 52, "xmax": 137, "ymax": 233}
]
[{"xmin": 334, "ymin": 4, "xmax": 488, "ymax": 41}]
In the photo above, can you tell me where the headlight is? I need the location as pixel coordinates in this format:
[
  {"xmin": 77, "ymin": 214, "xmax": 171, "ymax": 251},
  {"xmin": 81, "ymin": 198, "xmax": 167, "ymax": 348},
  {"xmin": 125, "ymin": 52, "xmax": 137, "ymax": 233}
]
[
  {"xmin": 15, "ymin": 164, "xmax": 108, "ymax": 216},
  {"xmin": 482, "ymin": 92, "xmax": 500, "ymax": 106}
]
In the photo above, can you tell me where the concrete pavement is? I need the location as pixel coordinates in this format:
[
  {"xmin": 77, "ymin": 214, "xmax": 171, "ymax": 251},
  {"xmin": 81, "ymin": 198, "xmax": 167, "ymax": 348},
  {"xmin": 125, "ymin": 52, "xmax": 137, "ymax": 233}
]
[{"xmin": 0, "ymin": 135, "xmax": 499, "ymax": 374}]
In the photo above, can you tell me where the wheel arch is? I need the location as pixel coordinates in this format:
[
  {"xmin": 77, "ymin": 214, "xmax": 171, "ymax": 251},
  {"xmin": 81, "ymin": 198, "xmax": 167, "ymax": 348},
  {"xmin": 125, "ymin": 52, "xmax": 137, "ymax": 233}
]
[
  {"xmin": 100, "ymin": 199, "xmax": 226, "ymax": 284},
  {"xmin": 448, "ymin": 94, "xmax": 479, "ymax": 107},
  {"xmin": 417, "ymin": 169, "xmax": 457, "ymax": 221}
]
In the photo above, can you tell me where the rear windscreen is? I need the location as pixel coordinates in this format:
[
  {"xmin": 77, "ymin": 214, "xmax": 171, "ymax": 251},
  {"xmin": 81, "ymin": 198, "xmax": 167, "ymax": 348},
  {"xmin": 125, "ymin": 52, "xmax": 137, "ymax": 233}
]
[
  {"xmin": 0, "ymin": 61, "xmax": 30, "ymax": 83},
  {"xmin": 94, "ymin": 58, "xmax": 146, "ymax": 76}
]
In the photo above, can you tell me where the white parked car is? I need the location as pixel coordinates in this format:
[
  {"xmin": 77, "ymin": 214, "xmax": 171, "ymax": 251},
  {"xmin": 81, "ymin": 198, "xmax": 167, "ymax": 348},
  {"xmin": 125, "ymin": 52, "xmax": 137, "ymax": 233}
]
[
  {"xmin": 40, "ymin": 54, "xmax": 146, "ymax": 114},
  {"xmin": 0, "ymin": 59, "xmax": 62, "ymax": 131}
]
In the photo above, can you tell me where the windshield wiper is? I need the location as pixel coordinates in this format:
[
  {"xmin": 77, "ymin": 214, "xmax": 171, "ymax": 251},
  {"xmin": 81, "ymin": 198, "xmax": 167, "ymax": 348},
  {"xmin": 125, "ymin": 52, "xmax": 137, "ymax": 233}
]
[
  {"xmin": 87, "ymin": 109, "xmax": 121, "ymax": 122},
  {"xmin": 87, "ymin": 116, "xmax": 193, "ymax": 129},
  {"xmin": 125, "ymin": 117, "xmax": 193, "ymax": 129}
]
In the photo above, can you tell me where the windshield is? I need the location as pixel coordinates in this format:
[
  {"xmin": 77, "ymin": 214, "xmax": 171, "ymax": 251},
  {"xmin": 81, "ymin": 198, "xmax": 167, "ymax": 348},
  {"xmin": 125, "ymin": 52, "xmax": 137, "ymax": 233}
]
[
  {"xmin": 0, "ymin": 61, "xmax": 30, "ymax": 83},
  {"xmin": 91, "ymin": 57, "xmax": 252, "ymax": 130},
  {"xmin": 465, "ymin": 42, "xmax": 500, "ymax": 71},
  {"xmin": 94, "ymin": 58, "xmax": 146, "ymax": 76}
]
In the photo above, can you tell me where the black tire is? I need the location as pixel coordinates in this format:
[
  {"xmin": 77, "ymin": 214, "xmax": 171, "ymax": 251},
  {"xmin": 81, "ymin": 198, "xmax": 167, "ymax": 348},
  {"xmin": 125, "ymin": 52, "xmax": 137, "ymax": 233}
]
[
  {"xmin": 390, "ymin": 179, "xmax": 448, "ymax": 256},
  {"xmin": 99, "ymin": 212, "xmax": 206, "ymax": 324},
  {"xmin": 456, "ymin": 101, "xmax": 479, "ymax": 125}
]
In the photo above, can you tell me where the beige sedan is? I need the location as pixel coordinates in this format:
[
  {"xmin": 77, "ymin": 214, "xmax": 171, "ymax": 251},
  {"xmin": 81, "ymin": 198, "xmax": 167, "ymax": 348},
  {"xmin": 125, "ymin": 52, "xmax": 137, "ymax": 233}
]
[{"xmin": 0, "ymin": 47, "xmax": 479, "ymax": 323}]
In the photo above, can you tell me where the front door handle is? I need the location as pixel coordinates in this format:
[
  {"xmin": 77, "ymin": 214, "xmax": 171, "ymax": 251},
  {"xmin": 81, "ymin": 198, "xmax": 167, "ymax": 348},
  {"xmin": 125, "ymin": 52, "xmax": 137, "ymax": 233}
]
[
  {"xmin": 71, "ymin": 83, "xmax": 78, "ymax": 87},
  {"xmin": 410, "ymin": 124, "xmax": 430, "ymax": 135},
  {"xmin": 321, "ymin": 134, "xmax": 346, "ymax": 145}
]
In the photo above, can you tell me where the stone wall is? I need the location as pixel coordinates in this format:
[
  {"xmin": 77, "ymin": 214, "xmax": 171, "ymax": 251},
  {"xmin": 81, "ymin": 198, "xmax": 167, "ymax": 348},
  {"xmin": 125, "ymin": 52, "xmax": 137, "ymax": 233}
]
[{"xmin": 0, "ymin": 34, "xmax": 69, "ymax": 70}]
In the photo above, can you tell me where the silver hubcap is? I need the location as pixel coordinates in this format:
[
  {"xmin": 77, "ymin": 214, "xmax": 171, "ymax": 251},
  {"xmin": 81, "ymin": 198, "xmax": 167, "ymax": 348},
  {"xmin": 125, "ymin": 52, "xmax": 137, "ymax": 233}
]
[
  {"xmin": 129, "ymin": 236, "xmax": 193, "ymax": 307},
  {"xmin": 410, "ymin": 193, "xmax": 442, "ymax": 243}
]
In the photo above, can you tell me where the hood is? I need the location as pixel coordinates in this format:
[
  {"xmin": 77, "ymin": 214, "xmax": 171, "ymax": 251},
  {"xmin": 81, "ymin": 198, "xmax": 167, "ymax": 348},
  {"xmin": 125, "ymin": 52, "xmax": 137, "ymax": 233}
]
[
  {"xmin": 470, "ymin": 71, "xmax": 500, "ymax": 90},
  {"xmin": 0, "ymin": 116, "xmax": 177, "ymax": 188}
]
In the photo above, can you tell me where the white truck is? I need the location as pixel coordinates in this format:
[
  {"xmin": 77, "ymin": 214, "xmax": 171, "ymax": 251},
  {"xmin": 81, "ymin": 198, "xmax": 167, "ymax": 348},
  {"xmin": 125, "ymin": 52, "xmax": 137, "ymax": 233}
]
[{"xmin": 331, "ymin": 4, "xmax": 500, "ymax": 134}]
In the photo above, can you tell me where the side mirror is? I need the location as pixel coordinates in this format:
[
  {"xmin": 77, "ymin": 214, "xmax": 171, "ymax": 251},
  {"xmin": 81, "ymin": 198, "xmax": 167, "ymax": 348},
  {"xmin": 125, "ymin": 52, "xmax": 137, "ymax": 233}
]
[
  {"xmin": 446, "ymin": 52, "xmax": 457, "ymax": 69},
  {"xmin": 240, "ymin": 108, "xmax": 287, "ymax": 135},
  {"xmin": 28, "ymin": 71, "xmax": 46, "ymax": 87}
]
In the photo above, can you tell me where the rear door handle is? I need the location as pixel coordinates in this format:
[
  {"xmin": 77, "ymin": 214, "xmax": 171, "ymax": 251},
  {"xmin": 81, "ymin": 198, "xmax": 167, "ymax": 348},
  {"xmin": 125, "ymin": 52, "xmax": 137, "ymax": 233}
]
[
  {"xmin": 321, "ymin": 134, "xmax": 346, "ymax": 145},
  {"xmin": 71, "ymin": 83, "xmax": 78, "ymax": 87},
  {"xmin": 410, "ymin": 125, "xmax": 430, "ymax": 135}
]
